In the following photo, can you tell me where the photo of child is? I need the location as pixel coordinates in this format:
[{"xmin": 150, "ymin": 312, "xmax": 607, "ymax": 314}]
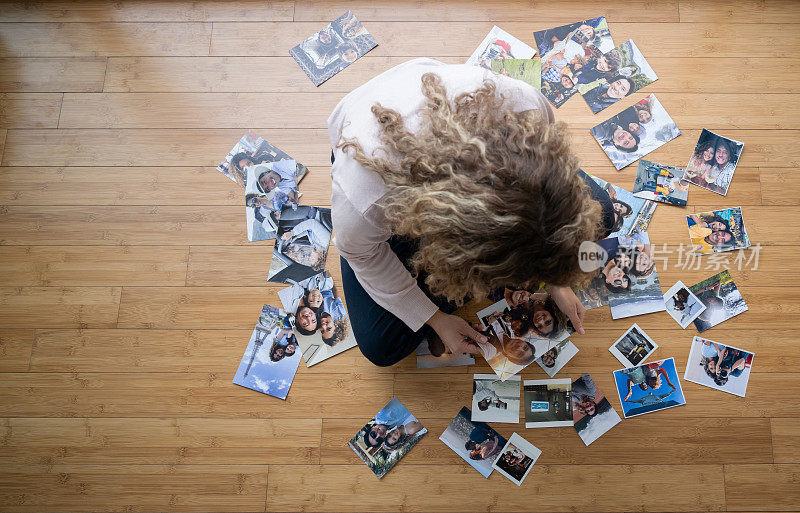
[
  {"xmin": 632, "ymin": 160, "xmax": 689, "ymax": 206},
  {"xmin": 684, "ymin": 337, "xmax": 754, "ymax": 397},
  {"xmin": 687, "ymin": 207, "xmax": 750, "ymax": 255},
  {"xmin": 613, "ymin": 358, "xmax": 686, "ymax": 418},
  {"xmin": 663, "ymin": 280, "xmax": 707, "ymax": 329},
  {"xmin": 689, "ymin": 270, "xmax": 749, "ymax": 332},
  {"xmin": 268, "ymin": 205, "xmax": 332, "ymax": 284},
  {"xmin": 579, "ymin": 39, "xmax": 657, "ymax": 114},
  {"xmin": 217, "ymin": 131, "xmax": 309, "ymax": 188},
  {"xmin": 466, "ymin": 26, "xmax": 536, "ymax": 70},
  {"xmin": 523, "ymin": 378, "xmax": 573, "ymax": 428},
  {"xmin": 571, "ymin": 373, "xmax": 621, "ymax": 446},
  {"xmin": 471, "ymin": 374, "xmax": 521, "ymax": 424},
  {"xmin": 608, "ymin": 323, "xmax": 658, "ymax": 367},
  {"xmin": 244, "ymin": 159, "xmax": 300, "ymax": 242},
  {"xmin": 682, "ymin": 129, "xmax": 744, "ymax": 196},
  {"xmin": 489, "ymin": 58, "xmax": 541, "ymax": 89},
  {"xmin": 440, "ymin": 406, "xmax": 507, "ymax": 478},
  {"xmin": 491, "ymin": 433, "xmax": 541, "ymax": 486}
]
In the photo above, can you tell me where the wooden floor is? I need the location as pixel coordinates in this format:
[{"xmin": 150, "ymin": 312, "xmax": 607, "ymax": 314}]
[{"xmin": 1, "ymin": 1, "xmax": 800, "ymax": 511}]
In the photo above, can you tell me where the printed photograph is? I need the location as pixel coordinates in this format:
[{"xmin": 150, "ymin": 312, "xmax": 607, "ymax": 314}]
[
  {"xmin": 664, "ymin": 280, "xmax": 707, "ymax": 329},
  {"xmin": 439, "ymin": 406, "xmax": 507, "ymax": 478},
  {"xmin": 574, "ymin": 273, "xmax": 609, "ymax": 310},
  {"xmin": 348, "ymin": 398, "xmax": 426, "ymax": 479},
  {"xmin": 244, "ymin": 159, "xmax": 300, "ymax": 242},
  {"xmin": 490, "ymin": 58, "xmax": 541, "ymax": 89},
  {"xmin": 415, "ymin": 337, "xmax": 475, "ymax": 369},
  {"xmin": 535, "ymin": 339, "xmax": 579, "ymax": 377},
  {"xmin": 491, "ymin": 433, "xmax": 541, "ymax": 486},
  {"xmin": 471, "ymin": 374, "xmax": 521, "ymax": 424},
  {"xmin": 632, "ymin": 160, "xmax": 689, "ymax": 206},
  {"xmin": 608, "ymin": 323, "xmax": 658, "ymax": 367},
  {"xmin": 277, "ymin": 271, "xmax": 357, "ymax": 367},
  {"xmin": 684, "ymin": 336, "xmax": 754, "ymax": 398},
  {"xmin": 290, "ymin": 10, "xmax": 378, "ymax": 86},
  {"xmin": 474, "ymin": 322, "xmax": 538, "ymax": 381},
  {"xmin": 682, "ymin": 129, "xmax": 744, "ymax": 196},
  {"xmin": 231, "ymin": 305, "xmax": 300, "ymax": 400},
  {"xmin": 268, "ymin": 205, "xmax": 332, "ymax": 284},
  {"xmin": 534, "ymin": 16, "xmax": 615, "ymax": 108},
  {"xmin": 484, "ymin": 286, "xmax": 574, "ymax": 344},
  {"xmin": 590, "ymin": 94, "xmax": 681, "ymax": 170},
  {"xmin": 689, "ymin": 270, "xmax": 749, "ymax": 332},
  {"xmin": 466, "ymin": 26, "xmax": 536, "ymax": 70},
  {"xmin": 217, "ymin": 131, "xmax": 309, "ymax": 188},
  {"xmin": 580, "ymin": 39, "xmax": 657, "ymax": 114},
  {"xmin": 591, "ymin": 174, "xmax": 657, "ymax": 237},
  {"xmin": 613, "ymin": 358, "xmax": 686, "ymax": 418},
  {"xmin": 571, "ymin": 373, "xmax": 621, "ymax": 446},
  {"xmin": 523, "ymin": 378, "xmax": 573, "ymax": 428},
  {"xmin": 687, "ymin": 207, "xmax": 751, "ymax": 255}
]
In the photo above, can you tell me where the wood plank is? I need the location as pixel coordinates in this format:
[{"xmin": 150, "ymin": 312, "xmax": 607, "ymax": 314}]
[
  {"xmin": 0, "ymin": 329, "xmax": 34, "ymax": 372},
  {"xmin": 760, "ymin": 168, "xmax": 800, "ymax": 205},
  {"xmin": 0, "ymin": 287, "xmax": 121, "ymax": 329},
  {"xmin": 0, "ymin": 93, "xmax": 62, "ymax": 128},
  {"xmin": 0, "ymin": 58, "xmax": 107, "ymax": 92},
  {"xmin": 724, "ymin": 464, "xmax": 800, "ymax": 511},
  {"xmin": 0, "ymin": 129, "xmax": 6, "ymax": 161},
  {"xmin": 771, "ymin": 418, "xmax": 800, "ymax": 464},
  {"xmin": 679, "ymin": 0, "xmax": 800, "ymax": 24},
  {"xmin": 0, "ymin": 464, "xmax": 268, "ymax": 513}
]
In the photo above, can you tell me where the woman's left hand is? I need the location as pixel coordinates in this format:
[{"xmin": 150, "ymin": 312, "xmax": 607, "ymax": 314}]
[{"xmin": 549, "ymin": 285, "xmax": 586, "ymax": 335}]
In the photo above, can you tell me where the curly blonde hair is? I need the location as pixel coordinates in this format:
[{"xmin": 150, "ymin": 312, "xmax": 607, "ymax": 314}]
[{"xmin": 338, "ymin": 73, "xmax": 602, "ymax": 302}]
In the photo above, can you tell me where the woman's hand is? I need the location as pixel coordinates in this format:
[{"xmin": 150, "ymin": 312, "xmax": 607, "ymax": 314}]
[
  {"xmin": 426, "ymin": 310, "xmax": 487, "ymax": 355},
  {"xmin": 549, "ymin": 285, "xmax": 587, "ymax": 335}
]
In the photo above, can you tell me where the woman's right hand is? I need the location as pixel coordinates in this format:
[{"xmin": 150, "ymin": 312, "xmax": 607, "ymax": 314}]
[{"xmin": 426, "ymin": 310, "xmax": 487, "ymax": 355}]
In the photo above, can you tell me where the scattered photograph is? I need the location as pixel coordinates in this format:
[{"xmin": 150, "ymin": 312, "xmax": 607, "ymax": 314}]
[
  {"xmin": 490, "ymin": 58, "xmax": 541, "ymax": 89},
  {"xmin": 232, "ymin": 305, "xmax": 300, "ymax": 400},
  {"xmin": 474, "ymin": 322, "xmax": 538, "ymax": 381},
  {"xmin": 684, "ymin": 336, "xmax": 754, "ymax": 397},
  {"xmin": 580, "ymin": 39, "xmax": 657, "ymax": 114},
  {"xmin": 664, "ymin": 280, "xmax": 707, "ymax": 329},
  {"xmin": 268, "ymin": 205, "xmax": 332, "ymax": 284},
  {"xmin": 687, "ymin": 207, "xmax": 750, "ymax": 255},
  {"xmin": 608, "ymin": 323, "xmax": 658, "ymax": 367},
  {"xmin": 535, "ymin": 339, "xmax": 579, "ymax": 377},
  {"xmin": 591, "ymin": 175, "xmax": 657, "ymax": 237},
  {"xmin": 491, "ymin": 433, "xmax": 541, "ymax": 486},
  {"xmin": 290, "ymin": 10, "xmax": 378, "ymax": 86},
  {"xmin": 613, "ymin": 357, "xmax": 686, "ymax": 418},
  {"xmin": 571, "ymin": 373, "xmax": 621, "ymax": 446},
  {"xmin": 574, "ymin": 274, "xmax": 609, "ymax": 310},
  {"xmin": 244, "ymin": 159, "xmax": 300, "ymax": 241},
  {"xmin": 217, "ymin": 131, "xmax": 309, "ymax": 188},
  {"xmin": 523, "ymin": 378, "xmax": 573, "ymax": 428},
  {"xmin": 440, "ymin": 406, "xmax": 507, "ymax": 478},
  {"xmin": 632, "ymin": 160, "xmax": 689, "ymax": 206},
  {"xmin": 415, "ymin": 337, "xmax": 475, "ymax": 369},
  {"xmin": 534, "ymin": 16, "xmax": 615, "ymax": 108},
  {"xmin": 590, "ymin": 94, "xmax": 681, "ymax": 170},
  {"xmin": 466, "ymin": 26, "xmax": 536, "ymax": 70},
  {"xmin": 682, "ymin": 129, "xmax": 744, "ymax": 196},
  {"xmin": 689, "ymin": 270, "xmax": 748, "ymax": 332},
  {"xmin": 277, "ymin": 271, "xmax": 356, "ymax": 366},
  {"xmin": 472, "ymin": 374, "xmax": 521, "ymax": 424},
  {"xmin": 348, "ymin": 398, "xmax": 426, "ymax": 479}
]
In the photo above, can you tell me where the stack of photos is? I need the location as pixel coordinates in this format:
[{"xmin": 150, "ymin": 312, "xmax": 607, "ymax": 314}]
[
  {"xmin": 277, "ymin": 271, "xmax": 357, "ymax": 366},
  {"xmin": 231, "ymin": 305, "xmax": 300, "ymax": 400},
  {"xmin": 348, "ymin": 398, "xmax": 426, "ymax": 479},
  {"xmin": 591, "ymin": 175, "xmax": 657, "ymax": 237},
  {"xmin": 523, "ymin": 378, "xmax": 573, "ymax": 428},
  {"xmin": 608, "ymin": 323, "xmax": 658, "ymax": 367},
  {"xmin": 490, "ymin": 58, "xmax": 541, "ymax": 89},
  {"xmin": 268, "ymin": 205, "xmax": 332, "ymax": 284},
  {"xmin": 684, "ymin": 337, "xmax": 754, "ymax": 397},
  {"xmin": 440, "ymin": 406, "xmax": 507, "ymax": 478},
  {"xmin": 687, "ymin": 207, "xmax": 750, "ymax": 255},
  {"xmin": 663, "ymin": 280, "xmax": 707, "ymax": 329},
  {"xmin": 244, "ymin": 159, "xmax": 301, "ymax": 242},
  {"xmin": 491, "ymin": 433, "xmax": 541, "ymax": 486},
  {"xmin": 290, "ymin": 11, "xmax": 378, "ymax": 86},
  {"xmin": 415, "ymin": 337, "xmax": 475, "ymax": 369},
  {"xmin": 688, "ymin": 270, "xmax": 749, "ymax": 332},
  {"xmin": 613, "ymin": 357, "xmax": 686, "ymax": 418},
  {"xmin": 217, "ymin": 131, "xmax": 309, "ymax": 188},
  {"xmin": 580, "ymin": 39, "xmax": 657, "ymax": 114},
  {"xmin": 682, "ymin": 129, "xmax": 744, "ymax": 196},
  {"xmin": 571, "ymin": 374, "xmax": 621, "ymax": 446},
  {"xmin": 466, "ymin": 26, "xmax": 536, "ymax": 70},
  {"xmin": 535, "ymin": 339, "xmax": 579, "ymax": 377},
  {"xmin": 471, "ymin": 374, "xmax": 521, "ymax": 424},
  {"xmin": 590, "ymin": 94, "xmax": 681, "ymax": 170},
  {"xmin": 534, "ymin": 16, "xmax": 615, "ymax": 108},
  {"xmin": 632, "ymin": 160, "xmax": 689, "ymax": 206}
]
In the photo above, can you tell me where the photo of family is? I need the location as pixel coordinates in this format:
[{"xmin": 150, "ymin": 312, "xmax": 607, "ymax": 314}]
[
  {"xmin": 535, "ymin": 339, "xmax": 579, "ymax": 377},
  {"xmin": 684, "ymin": 337, "xmax": 754, "ymax": 397},
  {"xmin": 490, "ymin": 58, "xmax": 541, "ymax": 89},
  {"xmin": 597, "ymin": 234, "xmax": 666, "ymax": 319},
  {"xmin": 290, "ymin": 10, "xmax": 378, "ymax": 86},
  {"xmin": 217, "ymin": 131, "xmax": 309, "ymax": 188},
  {"xmin": 613, "ymin": 358, "xmax": 686, "ymax": 418},
  {"xmin": 683, "ymin": 129, "xmax": 744, "ymax": 196},
  {"xmin": 231, "ymin": 305, "xmax": 300, "ymax": 400},
  {"xmin": 534, "ymin": 16, "xmax": 615, "ymax": 108},
  {"xmin": 466, "ymin": 26, "xmax": 536, "ymax": 70},
  {"xmin": 579, "ymin": 39, "xmax": 657, "ymax": 114},
  {"xmin": 664, "ymin": 280, "xmax": 707, "ymax": 329},
  {"xmin": 491, "ymin": 433, "xmax": 541, "ymax": 486},
  {"xmin": 591, "ymin": 175, "xmax": 657, "ymax": 237},
  {"xmin": 348, "ymin": 398, "xmax": 427, "ymax": 479},
  {"xmin": 608, "ymin": 323, "xmax": 658, "ymax": 367},
  {"xmin": 268, "ymin": 205, "xmax": 332, "ymax": 284},
  {"xmin": 571, "ymin": 374, "xmax": 621, "ymax": 446},
  {"xmin": 687, "ymin": 207, "xmax": 750, "ymax": 255},
  {"xmin": 440, "ymin": 406, "xmax": 507, "ymax": 478},
  {"xmin": 590, "ymin": 94, "xmax": 681, "ymax": 170},
  {"xmin": 277, "ymin": 271, "xmax": 356, "ymax": 366},
  {"xmin": 633, "ymin": 160, "xmax": 689, "ymax": 206},
  {"xmin": 471, "ymin": 374, "xmax": 521, "ymax": 424},
  {"xmin": 523, "ymin": 378, "xmax": 573, "ymax": 428},
  {"xmin": 688, "ymin": 270, "xmax": 749, "ymax": 332},
  {"xmin": 244, "ymin": 159, "xmax": 300, "ymax": 242},
  {"xmin": 415, "ymin": 337, "xmax": 475, "ymax": 369}
]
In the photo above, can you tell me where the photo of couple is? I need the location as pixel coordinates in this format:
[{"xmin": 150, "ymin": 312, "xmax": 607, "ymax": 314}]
[
  {"xmin": 613, "ymin": 358, "xmax": 686, "ymax": 418},
  {"xmin": 684, "ymin": 337, "xmax": 754, "ymax": 397},
  {"xmin": 491, "ymin": 433, "xmax": 541, "ymax": 486},
  {"xmin": 688, "ymin": 270, "xmax": 749, "ymax": 332},
  {"xmin": 683, "ymin": 129, "xmax": 744, "ymax": 196},
  {"xmin": 664, "ymin": 280, "xmax": 707, "ymax": 329},
  {"xmin": 591, "ymin": 175, "xmax": 656, "ymax": 237},
  {"xmin": 440, "ymin": 406, "xmax": 507, "ymax": 478},
  {"xmin": 244, "ymin": 159, "xmax": 300, "ymax": 242},
  {"xmin": 535, "ymin": 339, "xmax": 578, "ymax": 377},
  {"xmin": 268, "ymin": 205, "xmax": 332, "ymax": 284},
  {"xmin": 466, "ymin": 26, "xmax": 535, "ymax": 70},
  {"xmin": 579, "ymin": 39, "xmax": 657, "ymax": 114},
  {"xmin": 571, "ymin": 374, "xmax": 621, "ymax": 446},
  {"xmin": 217, "ymin": 131, "xmax": 309, "ymax": 188},
  {"xmin": 687, "ymin": 207, "xmax": 750, "ymax": 255},
  {"xmin": 633, "ymin": 160, "xmax": 689, "ymax": 206}
]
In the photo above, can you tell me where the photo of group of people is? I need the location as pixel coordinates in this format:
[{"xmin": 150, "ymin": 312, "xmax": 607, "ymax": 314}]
[
  {"xmin": 683, "ymin": 129, "xmax": 744, "ymax": 196},
  {"xmin": 245, "ymin": 159, "xmax": 300, "ymax": 242},
  {"xmin": 217, "ymin": 131, "xmax": 309, "ymax": 188},
  {"xmin": 597, "ymin": 234, "xmax": 666, "ymax": 319},
  {"xmin": 490, "ymin": 58, "xmax": 541, "ymax": 89},
  {"xmin": 466, "ymin": 25, "xmax": 535, "ymax": 70},
  {"xmin": 591, "ymin": 175, "xmax": 656, "ymax": 237},
  {"xmin": 663, "ymin": 280, "xmax": 707, "ymax": 329},
  {"xmin": 491, "ymin": 433, "xmax": 541, "ymax": 486},
  {"xmin": 612, "ymin": 358, "xmax": 686, "ymax": 418},
  {"xmin": 590, "ymin": 94, "xmax": 681, "ymax": 170},
  {"xmin": 571, "ymin": 374, "xmax": 621, "ymax": 446},
  {"xmin": 268, "ymin": 205, "xmax": 332, "ymax": 284},
  {"xmin": 687, "ymin": 207, "xmax": 750, "ymax": 255},
  {"xmin": 348, "ymin": 398, "xmax": 427, "ymax": 479},
  {"xmin": 440, "ymin": 406, "xmax": 507, "ymax": 478},
  {"xmin": 290, "ymin": 10, "xmax": 378, "ymax": 86},
  {"xmin": 633, "ymin": 160, "xmax": 689, "ymax": 206},
  {"xmin": 535, "ymin": 339, "xmax": 579, "ymax": 377},
  {"xmin": 523, "ymin": 378, "xmax": 573, "ymax": 428},
  {"xmin": 415, "ymin": 337, "xmax": 475, "ymax": 368},
  {"xmin": 579, "ymin": 39, "xmax": 657, "ymax": 114},
  {"xmin": 688, "ymin": 270, "xmax": 749, "ymax": 332},
  {"xmin": 471, "ymin": 374, "xmax": 521, "ymax": 424},
  {"xmin": 231, "ymin": 305, "xmax": 300, "ymax": 400},
  {"xmin": 684, "ymin": 337, "xmax": 754, "ymax": 397},
  {"xmin": 608, "ymin": 323, "xmax": 658, "ymax": 367}
]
